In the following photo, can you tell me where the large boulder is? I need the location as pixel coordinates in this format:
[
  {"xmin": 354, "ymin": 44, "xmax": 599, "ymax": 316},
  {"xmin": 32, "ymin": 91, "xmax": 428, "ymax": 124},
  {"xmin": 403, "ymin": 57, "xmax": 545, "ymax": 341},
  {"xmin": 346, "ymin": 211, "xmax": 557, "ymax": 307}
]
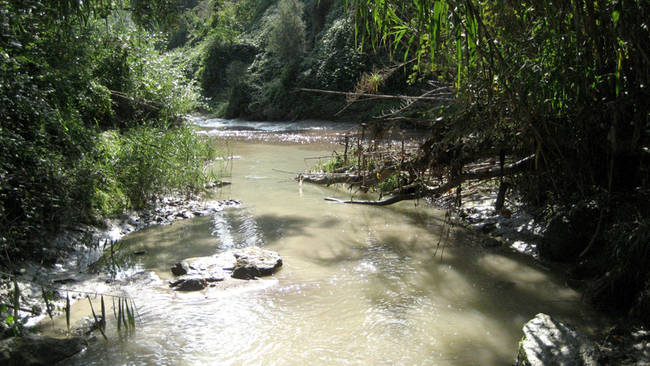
[
  {"xmin": 171, "ymin": 254, "xmax": 234, "ymax": 277},
  {"xmin": 170, "ymin": 247, "xmax": 282, "ymax": 290},
  {"xmin": 538, "ymin": 204, "xmax": 599, "ymax": 262},
  {"xmin": 515, "ymin": 313, "xmax": 599, "ymax": 366},
  {"xmin": 231, "ymin": 247, "xmax": 283, "ymax": 279},
  {"xmin": 169, "ymin": 254, "xmax": 232, "ymax": 291},
  {"xmin": 0, "ymin": 335, "xmax": 86, "ymax": 366}
]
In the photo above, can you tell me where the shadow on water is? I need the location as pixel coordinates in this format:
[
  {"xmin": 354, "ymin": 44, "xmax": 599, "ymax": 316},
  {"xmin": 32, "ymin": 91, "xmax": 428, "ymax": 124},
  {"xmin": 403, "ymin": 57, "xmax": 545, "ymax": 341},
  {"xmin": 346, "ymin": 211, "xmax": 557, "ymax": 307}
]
[
  {"xmin": 211, "ymin": 207, "xmax": 341, "ymax": 248},
  {"xmin": 303, "ymin": 203, "xmax": 606, "ymax": 365},
  {"xmin": 96, "ymin": 205, "xmax": 343, "ymax": 278}
]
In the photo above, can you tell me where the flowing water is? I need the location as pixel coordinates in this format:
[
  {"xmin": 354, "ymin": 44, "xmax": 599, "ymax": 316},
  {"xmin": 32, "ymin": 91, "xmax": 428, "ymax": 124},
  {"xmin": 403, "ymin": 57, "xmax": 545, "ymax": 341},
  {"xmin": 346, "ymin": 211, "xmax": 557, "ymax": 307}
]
[{"xmin": 60, "ymin": 118, "xmax": 604, "ymax": 365}]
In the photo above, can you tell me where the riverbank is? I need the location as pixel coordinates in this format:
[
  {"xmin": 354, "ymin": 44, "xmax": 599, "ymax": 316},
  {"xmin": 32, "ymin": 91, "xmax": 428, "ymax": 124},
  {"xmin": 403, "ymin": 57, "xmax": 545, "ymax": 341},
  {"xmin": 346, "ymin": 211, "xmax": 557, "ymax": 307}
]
[
  {"xmin": 433, "ymin": 183, "xmax": 650, "ymax": 365},
  {"xmin": 0, "ymin": 194, "xmax": 240, "ymax": 336}
]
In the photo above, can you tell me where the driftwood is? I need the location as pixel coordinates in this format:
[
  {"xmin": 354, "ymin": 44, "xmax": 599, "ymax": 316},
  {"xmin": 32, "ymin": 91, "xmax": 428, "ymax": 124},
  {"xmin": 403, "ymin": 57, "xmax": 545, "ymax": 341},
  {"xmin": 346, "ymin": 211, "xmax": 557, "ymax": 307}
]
[
  {"xmin": 318, "ymin": 155, "xmax": 534, "ymax": 206},
  {"xmin": 299, "ymin": 166, "xmax": 398, "ymax": 188},
  {"xmin": 295, "ymin": 88, "xmax": 457, "ymax": 102},
  {"xmin": 299, "ymin": 172, "xmax": 364, "ymax": 185}
]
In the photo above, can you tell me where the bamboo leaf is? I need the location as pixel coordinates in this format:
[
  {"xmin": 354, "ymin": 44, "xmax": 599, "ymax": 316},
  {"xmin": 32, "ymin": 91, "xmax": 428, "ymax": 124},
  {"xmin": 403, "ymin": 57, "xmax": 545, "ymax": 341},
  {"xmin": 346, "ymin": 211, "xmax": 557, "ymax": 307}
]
[
  {"xmin": 65, "ymin": 292, "xmax": 71, "ymax": 333},
  {"xmin": 112, "ymin": 296, "xmax": 118, "ymax": 321},
  {"xmin": 117, "ymin": 298, "xmax": 122, "ymax": 332},
  {"xmin": 87, "ymin": 296, "xmax": 108, "ymax": 340},
  {"xmin": 611, "ymin": 10, "xmax": 620, "ymax": 28},
  {"xmin": 615, "ymin": 48, "xmax": 623, "ymax": 96},
  {"xmin": 121, "ymin": 298, "xmax": 128, "ymax": 331},
  {"xmin": 126, "ymin": 299, "xmax": 136, "ymax": 330},
  {"xmin": 100, "ymin": 295, "xmax": 106, "ymax": 331},
  {"xmin": 12, "ymin": 278, "xmax": 20, "ymax": 320},
  {"xmin": 456, "ymin": 38, "xmax": 462, "ymax": 87},
  {"xmin": 41, "ymin": 288, "xmax": 54, "ymax": 320}
]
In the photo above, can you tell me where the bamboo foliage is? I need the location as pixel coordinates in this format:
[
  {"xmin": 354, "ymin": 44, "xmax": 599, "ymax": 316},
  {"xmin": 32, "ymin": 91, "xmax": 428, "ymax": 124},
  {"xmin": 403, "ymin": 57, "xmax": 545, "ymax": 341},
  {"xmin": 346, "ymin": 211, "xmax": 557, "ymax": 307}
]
[
  {"xmin": 114, "ymin": 296, "xmax": 137, "ymax": 336},
  {"xmin": 41, "ymin": 288, "xmax": 54, "ymax": 320},
  {"xmin": 65, "ymin": 292, "xmax": 71, "ymax": 333},
  {"xmin": 87, "ymin": 295, "xmax": 108, "ymax": 340},
  {"xmin": 347, "ymin": 0, "xmax": 648, "ymax": 204},
  {"xmin": 342, "ymin": 0, "xmax": 648, "ymax": 312}
]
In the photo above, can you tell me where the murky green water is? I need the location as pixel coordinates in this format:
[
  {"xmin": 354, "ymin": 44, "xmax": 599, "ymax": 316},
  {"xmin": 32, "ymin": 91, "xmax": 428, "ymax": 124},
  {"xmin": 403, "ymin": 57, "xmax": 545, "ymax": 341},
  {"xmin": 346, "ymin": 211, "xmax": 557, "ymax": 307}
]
[{"xmin": 62, "ymin": 120, "xmax": 603, "ymax": 365}]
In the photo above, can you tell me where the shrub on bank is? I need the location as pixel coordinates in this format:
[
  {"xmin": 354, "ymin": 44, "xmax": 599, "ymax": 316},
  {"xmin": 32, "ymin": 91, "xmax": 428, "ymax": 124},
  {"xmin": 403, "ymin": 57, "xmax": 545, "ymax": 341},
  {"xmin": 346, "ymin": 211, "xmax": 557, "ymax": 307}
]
[{"xmin": 0, "ymin": 3, "xmax": 219, "ymax": 264}]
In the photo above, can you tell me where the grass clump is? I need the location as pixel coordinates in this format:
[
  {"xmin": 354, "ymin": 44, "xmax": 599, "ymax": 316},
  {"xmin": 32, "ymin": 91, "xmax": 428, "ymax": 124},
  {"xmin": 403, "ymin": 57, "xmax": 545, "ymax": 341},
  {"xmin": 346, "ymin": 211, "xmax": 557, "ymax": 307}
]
[{"xmin": 82, "ymin": 126, "xmax": 220, "ymax": 217}]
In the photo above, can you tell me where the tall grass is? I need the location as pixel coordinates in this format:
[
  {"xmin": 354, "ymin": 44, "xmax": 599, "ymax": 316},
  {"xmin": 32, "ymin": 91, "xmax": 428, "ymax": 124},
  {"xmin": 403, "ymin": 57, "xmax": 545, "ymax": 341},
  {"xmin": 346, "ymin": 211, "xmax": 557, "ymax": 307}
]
[{"xmin": 84, "ymin": 124, "xmax": 220, "ymax": 216}]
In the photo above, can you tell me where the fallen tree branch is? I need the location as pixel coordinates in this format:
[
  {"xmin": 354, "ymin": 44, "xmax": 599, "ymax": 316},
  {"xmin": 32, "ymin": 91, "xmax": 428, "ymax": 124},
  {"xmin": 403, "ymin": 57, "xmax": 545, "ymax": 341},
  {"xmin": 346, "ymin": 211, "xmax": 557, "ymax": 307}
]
[
  {"xmin": 0, "ymin": 302, "xmax": 39, "ymax": 315},
  {"xmin": 320, "ymin": 155, "xmax": 534, "ymax": 206},
  {"xmin": 463, "ymin": 154, "xmax": 534, "ymax": 179},
  {"xmin": 296, "ymin": 88, "xmax": 457, "ymax": 102},
  {"xmin": 299, "ymin": 172, "xmax": 365, "ymax": 185}
]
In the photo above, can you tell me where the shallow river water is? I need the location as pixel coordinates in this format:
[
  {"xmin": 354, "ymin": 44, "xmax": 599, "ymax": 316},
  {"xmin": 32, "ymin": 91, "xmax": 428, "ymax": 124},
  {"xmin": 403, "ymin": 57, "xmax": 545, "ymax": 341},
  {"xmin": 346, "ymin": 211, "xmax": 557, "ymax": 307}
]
[{"xmin": 62, "ymin": 118, "xmax": 603, "ymax": 365}]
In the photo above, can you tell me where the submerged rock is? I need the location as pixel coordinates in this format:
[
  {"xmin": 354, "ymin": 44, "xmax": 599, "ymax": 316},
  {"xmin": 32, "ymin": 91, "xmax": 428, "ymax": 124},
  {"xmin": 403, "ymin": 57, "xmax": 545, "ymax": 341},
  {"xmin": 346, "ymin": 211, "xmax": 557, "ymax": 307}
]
[
  {"xmin": 0, "ymin": 335, "xmax": 87, "ymax": 366},
  {"xmin": 169, "ymin": 247, "xmax": 282, "ymax": 290},
  {"xmin": 515, "ymin": 313, "xmax": 599, "ymax": 366}
]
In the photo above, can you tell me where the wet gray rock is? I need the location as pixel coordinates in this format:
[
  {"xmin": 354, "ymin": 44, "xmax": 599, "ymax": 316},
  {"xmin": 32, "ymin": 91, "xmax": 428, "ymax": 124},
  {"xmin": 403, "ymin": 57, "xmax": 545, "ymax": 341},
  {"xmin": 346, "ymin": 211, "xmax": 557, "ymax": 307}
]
[
  {"xmin": 0, "ymin": 335, "xmax": 87, "ymax": 366},
  {"xmin": 169, "ymin": 277, "xmax": 209, "ymax": 291},
  {"xmin": 481, "ymin": 236, "xmax": 502, "ymax": 248},
  {"xmin": 538, "ymin": 204, "xmax": 598, "ymax": 262},
  {"xmin": 515, "ymin": 313, "xmax": 599, "ymax": 366},
  {"xmin": 231, "ymin": 247, "xmax": 283, "ymax": 279},
  {"xmin": 170, "ymin": 263, "xmax": 187, "ymax": 276},
  {"xmin": 170, "ymin": 247, "xmax": 282, "ymax": 290},
  {"xmin": 169, "ymin": 254, "xmax": 231, "ymax": 291},
  {"xmin": 173, "ymin": 254, "xmax": 235, "ymax": 277}
]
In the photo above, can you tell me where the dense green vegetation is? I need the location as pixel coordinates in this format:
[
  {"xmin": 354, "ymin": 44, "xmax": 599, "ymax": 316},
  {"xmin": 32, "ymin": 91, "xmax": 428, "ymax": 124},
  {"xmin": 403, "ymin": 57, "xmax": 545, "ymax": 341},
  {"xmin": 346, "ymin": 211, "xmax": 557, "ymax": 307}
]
[
  {"xmin": 166, "ymin": 0, "xmax": 413, "ymax": 120},
  {"xmin": 344, "ymin": 0, "xmax": 649, "ymax": 318},
  {"xmin": 0, "ymin": 1, "xmax": 218, "ymax": 263}
]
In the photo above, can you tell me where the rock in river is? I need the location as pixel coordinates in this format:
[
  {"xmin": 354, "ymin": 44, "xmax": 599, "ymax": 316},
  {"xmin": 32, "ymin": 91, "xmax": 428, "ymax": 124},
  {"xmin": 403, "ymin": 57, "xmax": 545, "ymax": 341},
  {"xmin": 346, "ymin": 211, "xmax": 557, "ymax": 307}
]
[
  {"xmin": 515, "ymin": 313, "xmax": 599, "ymax": 366},
  {"xmin": 169, "ymin": 254, "xmax": 232, "ymax": 291},
  {"xmin": 0, "ymin": 335, "xmax": 87, "ymax": 366},
  {"xmin": 231, "ymin": 247, "xmax": 283, "ymax": 279},
  {"xmin": 169, "ymin": 247, "xmax": 282, "ymax": 291}
]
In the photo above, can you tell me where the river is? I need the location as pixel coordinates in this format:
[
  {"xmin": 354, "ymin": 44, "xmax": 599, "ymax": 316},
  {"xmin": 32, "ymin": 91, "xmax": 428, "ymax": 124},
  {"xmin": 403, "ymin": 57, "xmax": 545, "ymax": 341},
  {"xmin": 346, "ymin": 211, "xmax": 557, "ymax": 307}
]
[{"xmin": 59, "ymin": 118, "xmax": 603, "ymax": 365}]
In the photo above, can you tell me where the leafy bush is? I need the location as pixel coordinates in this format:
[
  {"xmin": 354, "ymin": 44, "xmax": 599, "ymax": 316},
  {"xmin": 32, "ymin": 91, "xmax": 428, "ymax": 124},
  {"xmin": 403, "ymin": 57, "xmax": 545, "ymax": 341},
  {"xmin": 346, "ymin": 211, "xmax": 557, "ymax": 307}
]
[{"xmin": 0, "ymin": 1, "xmax": 219, "ymax": 263}]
